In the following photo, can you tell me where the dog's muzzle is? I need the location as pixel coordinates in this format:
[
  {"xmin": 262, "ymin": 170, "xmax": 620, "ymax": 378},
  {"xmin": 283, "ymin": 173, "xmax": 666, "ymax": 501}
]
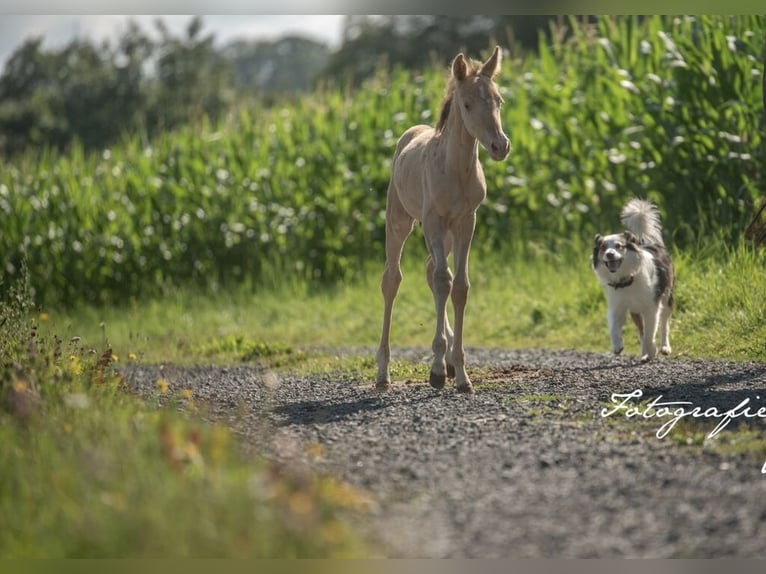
[{"xmin": 603, "ymin": 252, "xmax": 622, "ymax": 273}]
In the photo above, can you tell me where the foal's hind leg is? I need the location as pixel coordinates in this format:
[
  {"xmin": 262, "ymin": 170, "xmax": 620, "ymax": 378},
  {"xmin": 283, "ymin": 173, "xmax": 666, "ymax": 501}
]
[{"xmin": 375, "ymin": 186, "xmax": 415, "ymax": 390}]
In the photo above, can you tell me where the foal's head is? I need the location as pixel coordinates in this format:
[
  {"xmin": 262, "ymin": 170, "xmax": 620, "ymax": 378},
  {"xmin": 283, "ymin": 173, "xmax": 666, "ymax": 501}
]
[{"xmin": 438, "ymin": 46, "xmax": 511, "ymax": 161}]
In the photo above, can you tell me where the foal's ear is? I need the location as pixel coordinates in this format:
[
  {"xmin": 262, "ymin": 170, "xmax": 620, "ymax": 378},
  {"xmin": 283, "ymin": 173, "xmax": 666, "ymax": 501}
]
[
  {"xmin": 452, "ymin": 53, "xmax": 467, "ymax": 81},
  {"xmin": 480, "ymin": 46, "xmax": 502, "ymax": 78}
]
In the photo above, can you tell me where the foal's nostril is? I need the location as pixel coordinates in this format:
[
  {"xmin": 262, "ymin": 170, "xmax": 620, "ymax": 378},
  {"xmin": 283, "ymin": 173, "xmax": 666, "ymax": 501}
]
[{"xmin": 490, "ymin": 138, "xmax": 510, "ymax": 158}]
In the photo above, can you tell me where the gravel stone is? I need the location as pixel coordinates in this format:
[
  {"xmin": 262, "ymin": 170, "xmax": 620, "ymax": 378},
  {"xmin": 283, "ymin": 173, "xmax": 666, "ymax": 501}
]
[{"xmin": 121, "ymin": 348, "xmax": 766, "ymax": 557}]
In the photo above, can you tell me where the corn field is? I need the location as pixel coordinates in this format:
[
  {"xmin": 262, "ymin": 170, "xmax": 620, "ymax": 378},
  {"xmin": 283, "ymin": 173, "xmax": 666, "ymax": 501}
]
[{"xmin": 1, "ymin": 15, "xmax": 764, "ymax": 306}]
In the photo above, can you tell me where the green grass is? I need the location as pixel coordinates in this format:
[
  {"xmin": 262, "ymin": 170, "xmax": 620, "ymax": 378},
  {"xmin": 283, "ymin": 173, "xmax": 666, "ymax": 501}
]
[
  {"xmin": 0, "ymin": 287, "xmax": 374, "ymax": 558},
  {"xmin": 0, "ymin": 386, "xmax": 372, "ymax": 557},
  {"xmin": 670, "ymin": 244, "xmax": 766, "ymax": 360},
  {"xmin": 506, "ymin": 393, "xmax": 576, "ymax": 418},
  {"xmin": 49, "ymin": 241, "xmax": 766, "ymax": 368}
]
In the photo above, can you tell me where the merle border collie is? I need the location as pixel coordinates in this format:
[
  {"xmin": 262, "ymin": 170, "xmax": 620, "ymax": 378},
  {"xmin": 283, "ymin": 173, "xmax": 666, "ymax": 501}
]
[{"xmin": 592, "ymin": 198, "xmax": 675, "ymax": 361}]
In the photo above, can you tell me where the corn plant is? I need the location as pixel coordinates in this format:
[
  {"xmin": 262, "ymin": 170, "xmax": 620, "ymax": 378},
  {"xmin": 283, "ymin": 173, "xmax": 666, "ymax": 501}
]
[{"xmin": 0, "ymin": 15, "xmax": 763, "ymax": 307}]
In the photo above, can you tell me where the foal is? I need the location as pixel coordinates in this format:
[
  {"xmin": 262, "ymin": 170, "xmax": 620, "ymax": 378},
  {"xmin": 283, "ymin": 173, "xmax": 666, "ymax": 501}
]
[{"xmin": 375, "ymin": 46, "xmax": 511, "ymax": 393}]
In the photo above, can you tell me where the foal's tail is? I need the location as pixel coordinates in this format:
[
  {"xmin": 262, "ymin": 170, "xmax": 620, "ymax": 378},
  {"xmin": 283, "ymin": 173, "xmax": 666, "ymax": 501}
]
[{"xmin": 621, "ymin": 198, "xmax": 664, "ymax": 246}]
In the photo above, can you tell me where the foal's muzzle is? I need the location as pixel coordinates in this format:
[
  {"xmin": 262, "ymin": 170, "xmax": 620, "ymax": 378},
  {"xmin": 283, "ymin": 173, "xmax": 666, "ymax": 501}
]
[{"xmin": 489, "ymin": 135, "xmax": 511, "ymax": 161}]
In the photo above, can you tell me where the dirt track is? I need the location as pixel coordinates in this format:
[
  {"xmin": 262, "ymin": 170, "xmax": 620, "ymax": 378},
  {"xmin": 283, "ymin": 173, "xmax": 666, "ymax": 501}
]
[{"xmin": 123, "ymin": 347, "xmax": 766, "ymax": 557}]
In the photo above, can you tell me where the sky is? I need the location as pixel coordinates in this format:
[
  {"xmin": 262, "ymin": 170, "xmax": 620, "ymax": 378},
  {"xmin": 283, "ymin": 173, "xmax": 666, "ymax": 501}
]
[{"xmin": 0, "ymin": 15, "xmax": 347, "ymax": 71}]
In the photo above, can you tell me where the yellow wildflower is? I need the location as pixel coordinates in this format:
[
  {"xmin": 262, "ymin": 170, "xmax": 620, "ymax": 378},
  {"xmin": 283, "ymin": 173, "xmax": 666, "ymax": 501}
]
[
  {"xmin": 287, "ymin": 491, "xmax": 316, "ymax": 518},
  {"xmin": 305, "ymin": 442, "xmax": 324, "ymax": 461},
  {"xmin": 68, "ymin": 355, "xmax": 83, "ymax": 376},
  {"xmin": 155, "ymin": 377, "xmax": 169, "ymax": 394}
]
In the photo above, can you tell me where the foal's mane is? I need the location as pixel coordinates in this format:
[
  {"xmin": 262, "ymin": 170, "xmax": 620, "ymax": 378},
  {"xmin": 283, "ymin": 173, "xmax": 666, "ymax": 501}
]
[{"xmin": 435, "ymin": 58, "xmax": 484, "ymax": 134}]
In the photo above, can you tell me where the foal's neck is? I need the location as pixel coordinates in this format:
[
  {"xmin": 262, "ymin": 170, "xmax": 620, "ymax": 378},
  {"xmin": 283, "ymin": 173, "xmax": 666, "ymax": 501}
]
[{"xmin": 442, "ymin": 105, "xmax": 479, "ymax": 176}]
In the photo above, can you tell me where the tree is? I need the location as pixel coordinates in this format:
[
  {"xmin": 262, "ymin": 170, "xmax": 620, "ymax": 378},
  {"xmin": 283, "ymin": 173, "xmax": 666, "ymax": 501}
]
[
  {"xmin": 150, "ymin": 16, "xmax": 233, "ymax": 130},
  {"xmin": 223, "ymin": 35, "xmax": 330, "ymax": 96},
  {"xmin": 0, "ymin": 38, "xmax": 65, "ymax": 154},
  {"xmin": 0, "ymin": 16, "xmax": 238, "ymax": 156},
  {"xmin": 323, "ymin": 15, "xmax": 569, "ymax": 86}
]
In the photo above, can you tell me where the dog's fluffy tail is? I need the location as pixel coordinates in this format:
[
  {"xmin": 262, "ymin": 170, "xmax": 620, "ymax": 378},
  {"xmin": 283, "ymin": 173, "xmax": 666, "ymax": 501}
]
[{"xmin": 621, "ymin": 198, "xmax": 664, "ymax": 246}]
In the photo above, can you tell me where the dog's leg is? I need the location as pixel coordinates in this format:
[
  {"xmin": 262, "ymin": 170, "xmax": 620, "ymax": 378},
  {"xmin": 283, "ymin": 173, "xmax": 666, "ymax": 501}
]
[
  {"xmin": 608, "ymin": 307, "xmax": 626, "ymax": 355},
  {"xmin": 659, "ymin": 302, "xmax": 672, "ymax": 355},
  {"xmin": 630, "ymin": 312, "xmax": 644, "ymax": 345},
  {"xmin": 640, "ymin": 308, "xmax": 660, "ymax": 361}
]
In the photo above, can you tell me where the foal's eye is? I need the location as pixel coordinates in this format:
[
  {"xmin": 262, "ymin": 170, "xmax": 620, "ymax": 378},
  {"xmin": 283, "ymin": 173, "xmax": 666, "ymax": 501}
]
[{"xmin": 464, "ymin": 102, "xmax": 470, "ymax": 110}]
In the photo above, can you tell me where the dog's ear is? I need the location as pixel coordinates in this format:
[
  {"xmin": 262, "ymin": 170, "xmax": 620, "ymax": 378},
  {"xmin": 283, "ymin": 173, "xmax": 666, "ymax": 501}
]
[
  {"xmin": 623, "ymin": 231, "xmax": 639, "ymax": 245},
  {"xmin": 592, "ymin": 234, "xmax": 603, "ymax": 269}
]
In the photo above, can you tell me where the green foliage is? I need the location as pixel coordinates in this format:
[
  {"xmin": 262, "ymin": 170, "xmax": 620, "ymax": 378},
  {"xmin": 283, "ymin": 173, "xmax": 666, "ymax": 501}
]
[
  {"xmin": 325, "ymin": 15, "xmax": 568, "ymax": 85},
  {"xmin": 195, "ymin": 335, "xmax": 301, "ymax": 364},
  {"xmin": 0, "ymin": 18, "xmax": 238, "ymax": 156},
  {"xmin": 0, "ymin": 15, "xmax": 763, "ymax": 308},
  {"xmin": 499, "ymin": 15, "xmax": 764, "ymax": 248},
  {"xmin": 0, "ymin": 271, "xmax": 370, "ymax": 558},
  {"xmin": 224, "ymin": 36, "xmax": 331, "ymax": 96}
]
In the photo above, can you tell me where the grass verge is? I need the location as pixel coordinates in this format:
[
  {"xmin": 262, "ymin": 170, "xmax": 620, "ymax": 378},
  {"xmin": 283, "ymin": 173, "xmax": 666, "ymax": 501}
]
[
  {"xmin": 0, "ymin": 278, "xmax": 373, "ymax": 558},
  {"xmin": 50, "ymin": 241, "xmax": 766, "ymax": 368}
]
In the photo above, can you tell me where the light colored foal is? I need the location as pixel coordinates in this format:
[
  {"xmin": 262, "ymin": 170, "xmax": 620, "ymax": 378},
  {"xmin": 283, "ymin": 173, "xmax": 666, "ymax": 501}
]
[{"xmin": 375, "ymin": 46, "xmax": 511, "ymax": 393}]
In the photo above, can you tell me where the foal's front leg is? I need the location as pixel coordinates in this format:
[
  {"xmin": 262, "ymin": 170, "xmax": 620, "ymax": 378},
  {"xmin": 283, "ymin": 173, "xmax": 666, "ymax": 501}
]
[
  {"xmin": 449, "ymin": 214, "xmax": 476, "ymax": 393},
  {"xmin": 423, "ymin": 216, "xmax": 452, "ymax": 389}
]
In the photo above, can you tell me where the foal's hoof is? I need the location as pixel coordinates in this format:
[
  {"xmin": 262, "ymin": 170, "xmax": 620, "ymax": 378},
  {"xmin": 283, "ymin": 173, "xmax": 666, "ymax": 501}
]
[
  {"xmin": 429, "ymin": 371, "xmax": 446, "ymax": 389},
  {"xmin": 375, "ymin": 382, "xmax": 390, "ymax": 392},
  {"xmin": 446, "ymin": 363, "xmax": 456, "ymax": 379},
  {"xmin": 456, "ymin": 382, "xmax": 474, "ymax": 394},
  {"xmin": 375, "ymin": 377, "xmax": 391, "ymax": 392}
]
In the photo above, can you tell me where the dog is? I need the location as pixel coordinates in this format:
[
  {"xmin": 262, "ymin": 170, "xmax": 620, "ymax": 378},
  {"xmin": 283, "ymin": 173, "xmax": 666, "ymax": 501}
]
[{"xmin": 592, "ymin": 198, "xmax": 675, "ymax": 361}]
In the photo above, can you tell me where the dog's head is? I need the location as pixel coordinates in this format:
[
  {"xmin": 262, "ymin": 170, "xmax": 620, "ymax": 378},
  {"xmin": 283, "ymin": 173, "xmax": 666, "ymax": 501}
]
[{"xmin": 592, "ymin": 231, "xmax": 640, "ymax": 275}]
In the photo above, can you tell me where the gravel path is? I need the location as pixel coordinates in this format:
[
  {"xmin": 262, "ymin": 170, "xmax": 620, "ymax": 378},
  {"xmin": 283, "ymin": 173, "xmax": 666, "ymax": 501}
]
[{"xmin": 122, "ymin": 348, "xmax": 766, "ymax": 558}]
